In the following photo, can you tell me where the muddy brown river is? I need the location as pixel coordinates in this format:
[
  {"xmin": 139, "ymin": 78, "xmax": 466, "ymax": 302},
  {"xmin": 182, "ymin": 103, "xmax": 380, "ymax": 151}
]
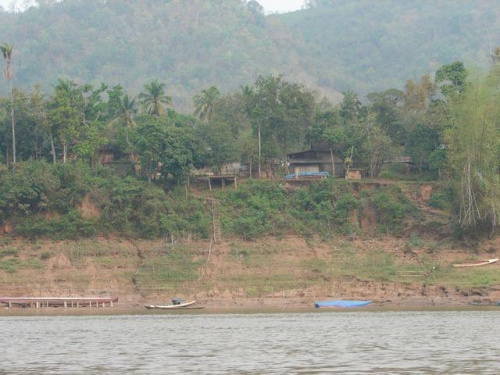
[{"xmin": 1, "ymin": 310, "xmax": 499, "ymax": 374}]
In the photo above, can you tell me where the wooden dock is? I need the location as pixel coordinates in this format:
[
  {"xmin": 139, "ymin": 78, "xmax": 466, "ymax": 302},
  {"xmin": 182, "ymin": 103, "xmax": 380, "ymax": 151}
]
[{"xmin": 0, "ymin": 297, "xmax": 118, "ymax": 309}]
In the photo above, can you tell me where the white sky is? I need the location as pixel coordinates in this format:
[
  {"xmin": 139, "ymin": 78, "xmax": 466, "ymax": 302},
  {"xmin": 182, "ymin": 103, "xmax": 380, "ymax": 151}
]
[
  {"xmin": 258, "ymin": 0, "xmax": 306, "ymax": 14},
  {"xmin": 0, "ymin": 0, "xmax": 306, "ymax": 14}
]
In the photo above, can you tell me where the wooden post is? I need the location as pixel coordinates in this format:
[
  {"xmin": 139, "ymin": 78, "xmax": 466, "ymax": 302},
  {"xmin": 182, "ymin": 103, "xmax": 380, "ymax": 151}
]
[
  {"xmin": 234, "ymin": 177, "xmax": 238, "ymax": 190},
  {"xmin": 208, "ymin": 177, "xmax": 212, "ymax": 191},
  {"xmin": 110, "ymin": 300, "xmax": 114, "ymax": 307},
  {"xmin": 64, "ymin": 301, "xmax": 67, "ymax": 309}
]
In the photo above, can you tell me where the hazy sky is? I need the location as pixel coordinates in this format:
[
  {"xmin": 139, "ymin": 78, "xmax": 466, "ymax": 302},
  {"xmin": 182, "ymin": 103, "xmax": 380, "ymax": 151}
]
[
  {"xmin": 0, "ymin": 0, "xmax": 306, "ymax": 13},
  {"xmin": 258, "ymin": 0, "xmax": 305, "ymax": 13}
]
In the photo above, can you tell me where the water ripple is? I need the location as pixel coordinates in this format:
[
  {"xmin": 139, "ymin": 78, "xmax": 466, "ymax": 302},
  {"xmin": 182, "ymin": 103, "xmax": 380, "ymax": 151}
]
[{"xmin": 1, "ymin": 311, "xmax": 500, "ymax": 374}]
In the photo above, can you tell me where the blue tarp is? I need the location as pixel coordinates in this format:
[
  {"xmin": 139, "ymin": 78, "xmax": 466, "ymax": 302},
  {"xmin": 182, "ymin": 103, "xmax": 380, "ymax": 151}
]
[
  {"xmin": 284, "ymin": 172, "xmax": 330, "ymax": 179},
  {"xmin": 314, "ymin": 300, "xmax": 372, "ymax": 308}
]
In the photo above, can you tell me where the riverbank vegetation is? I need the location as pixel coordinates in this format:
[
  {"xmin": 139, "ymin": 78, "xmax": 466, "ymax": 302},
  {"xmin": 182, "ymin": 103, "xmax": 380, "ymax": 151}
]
[{"xmin": 1, "ymin": 56, "xmax": 500, "ymax": 240}]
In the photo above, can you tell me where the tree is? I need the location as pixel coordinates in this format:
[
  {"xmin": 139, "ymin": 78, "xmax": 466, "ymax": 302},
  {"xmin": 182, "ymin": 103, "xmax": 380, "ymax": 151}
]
[
  {"xmin": 72, "ymin": 122, "xmax": 108, "ymax": 168},
  {"xmin": 366, "ymin": 89, "xmax": 406, "ymax": 145},
  {"xmin": 309, "ymin": 109, "xmax": 345, "ymax": 175},
  {"xmin": 340, "ymin": 90, "xmax": 364, "ymax": 121},
  {"xmin": 110, "ymin": 94, "xmax": 137, "ymax": 145},
  {"xmin": 138, "ymin": 79, "xmax": 172, "ymax": 117},
  {"xmin": 403, "ymin": 74, "xmax": 435, "ymax": 114},
  {"xmin": 10, "ymin": 89, "xmax": 41, "ymax": 162},
  {"xmin": 49, "ymin": 79, "xmax": 84, "ymax": 163},
  {"xmin": 361, "ymin": 121, "xmax": 393, "ymax": 178},
  {"xmin": 444, "ymin": 70, "xmax": 500, "ymax": 235},
  {"xmin": 134, "ymin": 120, "xmax": 166, "ymax": 183},
  {"xmin": 161, "ymin": 126, "xmax": 203, "ymax": 179},
  {"xmin": 248, "ymin": 75, "xmax": 315, "ymax": 175},
  {"xmin": 109, "ymin": 92, "xmax": 139, "ymax": 174},
  {"xmin": 435, "ymin": 62, "xmax": 468, "ymax": 98},
  {"xmin": 246, "ymin": 0, "xmax": 264, "ymax": 14},
  {"xmin": 133, "ymin": 118, "xmax": 203, "ymax": 182},
  {"xmin": 31, "ymin": 86, "xmax": 56, "ymax": 164},
  {"xmin": 192, "ymin": 86, "xmax": 221, "ymax": 122},
  {"xmin": 1, "ymin": 43, "xmax": 15, "ymax": 164},
  {"xmin": 197, "ymin": 121, "xmax": 237, "ymax": 173},
  {"xmin": 405, "ymin": 124, "xmax": 439, "ymax": 172}
]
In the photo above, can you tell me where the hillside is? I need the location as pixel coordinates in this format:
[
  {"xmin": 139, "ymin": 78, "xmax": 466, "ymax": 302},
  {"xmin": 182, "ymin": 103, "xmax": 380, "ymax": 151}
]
[
  {"xmin": 0, "ymin": 0, "xmax": 499, "ymax": 107},
  {"xmin": 2, "ymin": 173, "xmax": 500, "ymax": 308},
  {"xmin": 281, "ymin": 0, "xmax": 500, "ymax": 94},
  {"xmin": 2, "ymin": 232, "xmax": 500, "ymax": 309}
]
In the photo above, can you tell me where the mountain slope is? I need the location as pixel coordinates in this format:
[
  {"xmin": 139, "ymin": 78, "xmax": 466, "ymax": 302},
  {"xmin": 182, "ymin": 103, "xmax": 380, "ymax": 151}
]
[{"xmin": 0, "ymin": 0, "xmax": 499, "ymax": 107}]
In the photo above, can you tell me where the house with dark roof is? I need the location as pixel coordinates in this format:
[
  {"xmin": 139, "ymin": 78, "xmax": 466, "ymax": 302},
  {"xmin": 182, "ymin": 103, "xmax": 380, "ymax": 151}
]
[{"xmin": 287, "ymin": 142, "xmax": 344, "ymax": 178}]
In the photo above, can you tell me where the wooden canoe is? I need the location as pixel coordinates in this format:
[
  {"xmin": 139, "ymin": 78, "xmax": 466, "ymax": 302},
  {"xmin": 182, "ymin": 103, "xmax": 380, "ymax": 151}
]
[
  {"xmin": 144, "ymin": 300, "xmax": 200, "ymax": 309},
  {"xmin": 468, "ymin": 300, "xmax": 499, "ymax": 306},
  {"xmin": 453, "ymin": 258, "xmax": 499, "ymax": 268}
]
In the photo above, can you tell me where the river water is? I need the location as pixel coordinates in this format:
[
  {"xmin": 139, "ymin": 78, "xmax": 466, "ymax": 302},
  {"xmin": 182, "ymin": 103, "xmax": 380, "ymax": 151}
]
[{"xmin": 1, "ymin": 310, "xmax": 499, "ymax": 374}]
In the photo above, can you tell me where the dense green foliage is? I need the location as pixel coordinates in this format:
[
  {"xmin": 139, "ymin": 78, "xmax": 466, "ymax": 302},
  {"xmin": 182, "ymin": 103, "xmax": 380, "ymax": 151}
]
[
  {"xmin": 217, "ymin": 178, "xmax": 413, "ymax": 240},
  {"xmin": 1, "ymin": 59, "xmax": 500, "ymax": 239},
  {"xmin": 0, "ymin": 162, "xmax": 211, "ymax": 239},
  {"xmin": 0, "ymin": 161, "xmax": 418, "ymax": 240}
]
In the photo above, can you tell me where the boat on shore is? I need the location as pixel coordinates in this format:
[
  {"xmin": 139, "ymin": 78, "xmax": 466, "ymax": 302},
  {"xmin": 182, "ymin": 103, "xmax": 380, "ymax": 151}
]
[
  {"xmin": 314, "ymin": 300, "xmax": 372, "ymax": 308},
  {"xmin": 144, "ymin": 298, "xmax": 203, "ymax": 310},
  {"xmin": 468, "ymin": 300, "xmax": 500, "ymax": 306},
  {"xmin": 453, "ymin": 258, "xmax": 499, "ymax": 268}
]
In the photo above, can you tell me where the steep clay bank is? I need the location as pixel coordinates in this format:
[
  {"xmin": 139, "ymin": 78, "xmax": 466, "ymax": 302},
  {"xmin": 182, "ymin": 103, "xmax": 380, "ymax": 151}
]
[{"xmin": 1, "ymin": 236, "xmax": 500, "ymax": 310}]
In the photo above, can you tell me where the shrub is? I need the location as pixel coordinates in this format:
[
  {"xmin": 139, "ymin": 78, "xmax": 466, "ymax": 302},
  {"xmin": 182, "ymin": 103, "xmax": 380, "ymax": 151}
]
[{"xmin": 362, "ymin": 186, "xmax": 415, "ymax": 234}]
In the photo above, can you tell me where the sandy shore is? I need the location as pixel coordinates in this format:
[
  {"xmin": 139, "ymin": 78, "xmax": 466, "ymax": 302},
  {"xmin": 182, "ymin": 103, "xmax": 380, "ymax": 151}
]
[{"xmin": 1, "ymin": 295, "xmax": 498, "ymax": 316}]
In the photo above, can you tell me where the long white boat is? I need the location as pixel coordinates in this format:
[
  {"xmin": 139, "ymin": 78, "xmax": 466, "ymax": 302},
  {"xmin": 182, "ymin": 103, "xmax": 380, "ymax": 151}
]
[
  {"xmin": 453, "ymin": 258, "xmax": 499, "ymax": 268},
  {"xmin": 144, "ymin": 300, "xmax": 202, "ymax": 309}
]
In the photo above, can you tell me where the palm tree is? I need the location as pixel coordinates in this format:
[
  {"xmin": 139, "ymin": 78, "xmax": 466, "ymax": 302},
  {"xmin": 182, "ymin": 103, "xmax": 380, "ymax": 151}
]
[
  {"xmin": 110, "ymin": 94, "xmax": 140, "ymax": 175},
  {"xmin": 110, "ymin": 94, "xmax": 137, "ymax": 146},
  {"xmin": 192, "ymin": 86, "xmax": 221, "ymax": 122},
  {"xmin": 53, "ymin": 78, "xmax": 80, "ymax": 99},
  {"xmin": 111, "ymin": 95, "xmax": 137, "ymax": 129},
  {"xmin": 1, "ymin": 43, "xmax": 15, "ymax": 164},
  {"xmin": 138, "ymin": 79, "xmax": 172, "ymax": 116}
]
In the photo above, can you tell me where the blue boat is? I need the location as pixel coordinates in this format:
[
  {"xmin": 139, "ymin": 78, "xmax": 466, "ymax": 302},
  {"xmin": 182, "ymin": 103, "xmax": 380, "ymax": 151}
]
[
  {"xmin": 284, "ymin": 171, "xmax": 330, "ymax": 179},
  {"xmin": 314, "ymin": 300, "xmax": 372, "ymax": 308}
]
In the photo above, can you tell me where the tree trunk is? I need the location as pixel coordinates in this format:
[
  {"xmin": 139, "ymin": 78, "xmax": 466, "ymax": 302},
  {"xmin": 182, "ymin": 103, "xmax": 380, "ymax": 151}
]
[
  {"xmin": 50, "ymin": 131, "xmax": 56, "ymax": 164},
  {"xmin": 9, "ymin": 80, "xmax": 16, "ymax": 164},
  {"xmin": 63, "ymin": 144, "xmax": 67, "ymax": 164},
  {"xmin": 258, "ymin": 125, "xmax": 261, "ymax": 179},
  {"xmin": 330, "ymin": 149, "xmax": 335, "ymax": 176}
]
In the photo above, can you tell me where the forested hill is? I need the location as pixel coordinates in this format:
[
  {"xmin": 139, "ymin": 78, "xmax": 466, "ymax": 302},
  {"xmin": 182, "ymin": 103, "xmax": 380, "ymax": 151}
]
[
  {"xmin": 281, "ymin": 0, "xmax": 500, "ymax": 94},
  {"xmin": 0, "ymin": 0, "xmax": 499, "ymax": 107}
]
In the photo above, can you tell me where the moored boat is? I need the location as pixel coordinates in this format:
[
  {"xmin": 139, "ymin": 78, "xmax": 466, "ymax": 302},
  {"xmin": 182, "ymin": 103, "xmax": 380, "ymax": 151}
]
[
  {"xmin": 144, "ymin": 299, "xmax": 203, "ymax": 310},
  {"xmin": 468, "ymin": 300, "xmax": 500, "ymax": 306},
  {"xmin": 453, "ymin": 258, "xmax": 499, "ymax": 268},
  {"xmin": 314, "ymin": 300, "xmax": 372, "ymax": 308},
  {"xmin": 0, "ymin": 296, "xmax": 118, "ymax": 308}
]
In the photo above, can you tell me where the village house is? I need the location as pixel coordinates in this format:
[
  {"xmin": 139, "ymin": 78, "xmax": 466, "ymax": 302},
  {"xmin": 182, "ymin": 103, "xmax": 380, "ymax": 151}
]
[{"xmin": 287, "ymin": 142, "xmax": 345, "ymax": 178}]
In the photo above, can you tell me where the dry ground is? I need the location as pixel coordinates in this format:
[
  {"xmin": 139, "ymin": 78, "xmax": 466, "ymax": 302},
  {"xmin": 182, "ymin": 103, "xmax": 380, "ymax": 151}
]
[{"xmin": 1, "ymin": 234, "xmax": 500, "ymax": 311}]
